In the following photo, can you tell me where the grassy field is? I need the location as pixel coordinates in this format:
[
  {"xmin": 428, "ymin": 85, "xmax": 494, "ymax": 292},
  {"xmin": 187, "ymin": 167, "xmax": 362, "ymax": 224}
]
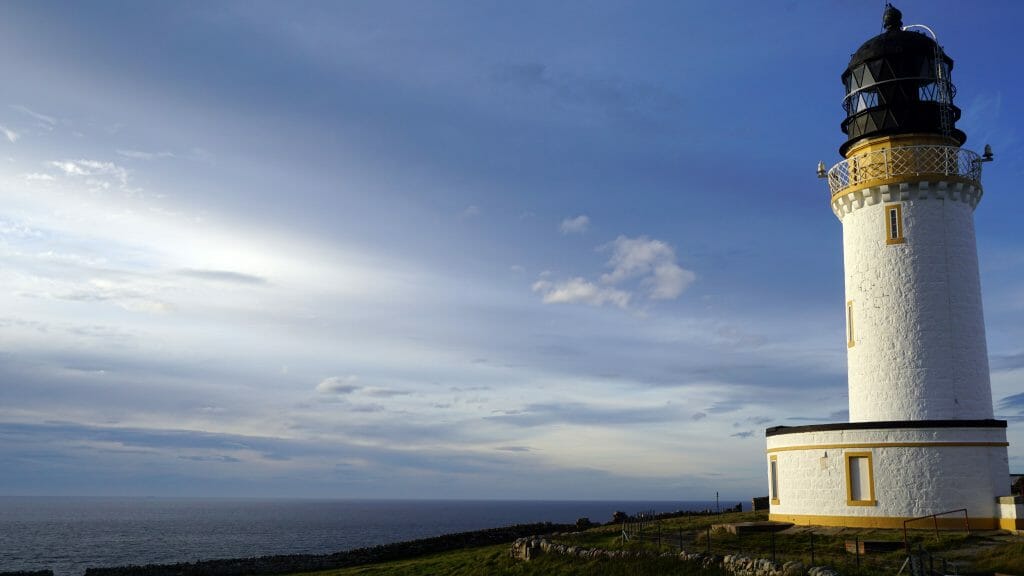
[{"xmin": 293, "ymin": 510, "xmax": 1024, "ymax": 576}]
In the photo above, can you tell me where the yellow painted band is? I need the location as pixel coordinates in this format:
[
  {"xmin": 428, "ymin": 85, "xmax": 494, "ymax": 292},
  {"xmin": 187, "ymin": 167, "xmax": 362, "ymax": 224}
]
[
  {"xmin": 770, "ymin": 513, "xmax": 999, "ymax": 530},
  {"xmin": 1000, "ymin": 518, "xmax": 1024, "ymax": 531},
  {"xmin": 766, "ymin": 441, "xmax": 1008, "ymax": 454}
]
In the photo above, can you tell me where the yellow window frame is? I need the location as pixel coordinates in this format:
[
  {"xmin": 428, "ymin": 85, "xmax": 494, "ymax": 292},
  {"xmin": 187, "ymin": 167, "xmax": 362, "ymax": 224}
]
[
  {"xmin": 845, "ymin": 451, "xmax": 877, "ymax": 506},
  {"xmin": 885, "ymin": 203, "xmax": 905, "ymax": 245},
  {"xmin": 846, "ymin": 300, "xmax": 855, "ymax": 349},
  {"xmin": 769, "ymin": 455, "xmax": 780, "ymax": 505}
]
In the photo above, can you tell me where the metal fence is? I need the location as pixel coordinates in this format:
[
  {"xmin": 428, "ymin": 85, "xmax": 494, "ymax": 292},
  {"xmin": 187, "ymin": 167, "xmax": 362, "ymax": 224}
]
[
  {"xmin": 615, "ymin": 512, "xmax": 970, "ymax": 575},
  {"xmin": 826, "ymin": 145, "xmax": 983, "ymax": 196}
]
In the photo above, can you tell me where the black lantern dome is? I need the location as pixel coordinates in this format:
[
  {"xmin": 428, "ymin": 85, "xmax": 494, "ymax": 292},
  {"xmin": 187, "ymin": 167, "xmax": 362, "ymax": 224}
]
[{"xmin": 839, "ymin": 4, "xmax": 966, "ymax": 155}]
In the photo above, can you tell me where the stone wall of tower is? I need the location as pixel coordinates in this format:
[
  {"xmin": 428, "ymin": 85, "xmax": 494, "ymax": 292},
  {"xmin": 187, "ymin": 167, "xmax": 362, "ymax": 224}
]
[{"xmin": 836, "ymin": 181, "xmax": 992, "ymax": 422}]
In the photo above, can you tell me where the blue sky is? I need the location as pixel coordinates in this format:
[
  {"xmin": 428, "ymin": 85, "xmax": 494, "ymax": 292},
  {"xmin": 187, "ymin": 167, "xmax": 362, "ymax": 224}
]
[{"xmin": 1, "ymin": 0, "xmax": 1022, "ymax": 500}]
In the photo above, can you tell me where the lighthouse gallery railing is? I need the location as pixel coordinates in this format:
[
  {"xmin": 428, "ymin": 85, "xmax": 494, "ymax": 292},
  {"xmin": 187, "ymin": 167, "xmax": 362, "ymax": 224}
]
[{"xmin": 827, "ymin": 145, "xmax": 983, "ymax": 197}]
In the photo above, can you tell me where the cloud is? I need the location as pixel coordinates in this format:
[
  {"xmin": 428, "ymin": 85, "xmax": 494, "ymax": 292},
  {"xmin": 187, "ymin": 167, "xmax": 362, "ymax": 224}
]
[
  {"xmin": 177, "ymin": 269, "xmax": 268, "ymax": 285},
  {"xmin": 1, "ymin": 125, "xmax": 20, "ymax": 143},
  {"xmin": 560, "ymin": 215, "xmax": 590, "ymax": 235},
  {"xmin": 731, "ymin": 431, "xmax": 754, "ymax": 439},
  {"xmin": 532, "ymin": 277, "xmax": 631, "ymax": 308},
  {"xmin": 460, "ymin": 205, "xmax": 481, "ymax": 219},
  {"xmin": 533, "ymin": 235, "xmax": 694, "ymax": 309},
  {"xmin": 601, "ymin": 235, "xmax": 695, "ymax": 300},
  {"xmin": 315, "ymin": 375, "xmax": 361, "ymax": 395}
]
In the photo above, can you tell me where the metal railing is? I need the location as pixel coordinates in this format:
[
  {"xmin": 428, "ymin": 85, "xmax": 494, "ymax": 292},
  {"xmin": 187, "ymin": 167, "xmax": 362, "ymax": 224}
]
[
  {"xmin": 902, "ymin": 508, "xmax": 970, "ymax": 553},
  {"xmin": 827, "ymin": 145, "xmax": 983, "ymax": 197}
]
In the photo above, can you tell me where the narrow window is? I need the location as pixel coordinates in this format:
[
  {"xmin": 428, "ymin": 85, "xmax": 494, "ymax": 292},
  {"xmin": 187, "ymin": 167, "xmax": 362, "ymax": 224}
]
[
  {"xmin": 846, "ymin": 301, "xmax": 855, "ymax": 349},
  {"xmin": 845, "ymin": 452, "xmax": 876, "ymax": 506},
  {"xmin": 885, "ymin": 203, "xmax": 904, "ymax": 244},
  {"xmin": 769, "ymin": 455, "xmax": 780, "ymax": 505}
]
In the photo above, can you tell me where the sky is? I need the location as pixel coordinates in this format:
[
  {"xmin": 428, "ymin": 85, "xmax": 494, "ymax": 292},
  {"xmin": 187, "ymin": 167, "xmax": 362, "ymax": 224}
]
[{"xmin": 0, "ymin": 0, "xmax": 1022, "ymax": 501}]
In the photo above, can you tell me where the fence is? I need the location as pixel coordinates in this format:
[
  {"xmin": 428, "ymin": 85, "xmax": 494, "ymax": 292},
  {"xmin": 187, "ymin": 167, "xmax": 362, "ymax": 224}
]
[{"xmin": 614, "ymin": 510, "xmax": 969, "ymax": 575}]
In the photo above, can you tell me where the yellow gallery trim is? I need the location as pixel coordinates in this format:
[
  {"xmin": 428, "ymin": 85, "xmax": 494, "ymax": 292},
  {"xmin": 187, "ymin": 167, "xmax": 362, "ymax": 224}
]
[
  {"xmin": 885, "ymin": 203, "xmax": 905, "ymax": 245},
  {"xmin": 766, "ymin": 441, "xmax": 1008, "ymax": 454},
  {"xmin": 844, "ymin": 133, "xmax": 959, "ymax": 157},
  {"xmin": 769, "ymin": 513, "xmax": 1001, "ymax": 530},
  {"xmin": 769, "ymin": 455, "xmax": 779, "ymax": 505},
  {"xmin": 844, "ymin": 451, "xmax": 876, "ymax": 506}
]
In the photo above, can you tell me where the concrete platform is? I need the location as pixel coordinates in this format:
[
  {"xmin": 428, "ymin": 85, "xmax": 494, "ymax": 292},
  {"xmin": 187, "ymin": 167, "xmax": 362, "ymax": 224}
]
[
  {"xmin": 712, "ymin": 521, "xmax": 794, "ymax": 535},
  {"xmin": 845, "ymin": 539, "xmax": 904, "ymax": 554}
]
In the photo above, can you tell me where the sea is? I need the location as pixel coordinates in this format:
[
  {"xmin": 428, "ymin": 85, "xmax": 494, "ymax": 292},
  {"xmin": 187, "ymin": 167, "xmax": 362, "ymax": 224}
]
[{"xmin": 0, "ymin": 497, "xmax": 738, "ymax": 576}]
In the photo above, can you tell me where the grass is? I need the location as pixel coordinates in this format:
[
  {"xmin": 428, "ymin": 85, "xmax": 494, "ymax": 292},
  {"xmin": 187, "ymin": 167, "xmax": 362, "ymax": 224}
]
[
  {"xmin": 291, "ymin": 544, "xmax": 726, "ymax": 576},
  {"xmin": 291, "ymin": 511, "xmax": 1024, "ymax": 576}
]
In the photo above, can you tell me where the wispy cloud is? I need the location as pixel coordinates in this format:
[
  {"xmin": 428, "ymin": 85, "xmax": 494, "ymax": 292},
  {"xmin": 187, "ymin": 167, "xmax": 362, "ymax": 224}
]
[
  {"xmin": 10, "ymin": 104, "xmax": 57, "ymax": 127},
  {"xmin": 49, "ymin": 159, "xmax": 130, "ymax": 188},
  {"xmin": 117, "ymin": 149, "xmax": 175, "ymax": 160},
  {"xmin": 0, "ymin": 125, "xmax": 20, "ymax": 143},
  {"xmin": 532, "ymin": 277, "xmax": 631, "ymax": 308},
  {"xmin": 490, "ymin": 61, "xmax": 681, "ymax": 126},
  {"xmin": 23, "ymin": 172, "xmax": 55, "ymax": 181},
  {"xmin": 177, "ymin": 269, "xmax": 268, "ymax": 285},
  {"xmin": 315, "ymin": 375, "xmax": 361, "ymax": 395},
  {"xmin": 486, "ymin": 401, "xmax": 680, "ymax": 428},
  {"xmin": 560, "ymin": 214, "xmax": 590, "ymax": 235}
]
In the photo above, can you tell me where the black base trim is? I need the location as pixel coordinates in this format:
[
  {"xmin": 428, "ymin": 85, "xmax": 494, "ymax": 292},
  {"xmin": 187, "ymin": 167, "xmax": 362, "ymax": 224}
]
[{"xmin": 766, "ymin": 419, "xmax": 1007, "ymax": 437}]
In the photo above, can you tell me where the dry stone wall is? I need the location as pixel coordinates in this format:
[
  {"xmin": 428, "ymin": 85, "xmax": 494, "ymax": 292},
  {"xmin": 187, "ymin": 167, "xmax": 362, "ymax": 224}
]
[{"xmin": 510, "ymin": 536, "xmax": 838, "ymax": 576}]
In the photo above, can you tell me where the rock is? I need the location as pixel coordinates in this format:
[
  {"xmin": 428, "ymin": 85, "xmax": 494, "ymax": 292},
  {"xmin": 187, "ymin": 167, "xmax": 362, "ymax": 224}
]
[{"xmin": 783, "ymin": 560, "xmax": 805, "ymax": 576}]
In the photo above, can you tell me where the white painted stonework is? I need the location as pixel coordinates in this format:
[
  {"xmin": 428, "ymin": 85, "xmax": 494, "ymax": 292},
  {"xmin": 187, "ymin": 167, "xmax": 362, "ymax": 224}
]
[
  {"xmin": 835, "ymin": 181, "xmax": 992, "ymax": 422},
  {"xmin": 767, "ymin": 426, "xmax": 1009, "ymax": 520}
]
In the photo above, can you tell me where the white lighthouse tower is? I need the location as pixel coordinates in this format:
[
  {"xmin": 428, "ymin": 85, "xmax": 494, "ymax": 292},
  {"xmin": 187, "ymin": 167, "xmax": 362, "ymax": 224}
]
[{"xmin": 764, "ymin": 4, "xmax": 1020, "ymax": 529}]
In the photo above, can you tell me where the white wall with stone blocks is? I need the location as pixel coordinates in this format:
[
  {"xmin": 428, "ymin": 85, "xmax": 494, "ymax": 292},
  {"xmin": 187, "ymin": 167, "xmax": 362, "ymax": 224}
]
[
  {"xmin": 767, "ymin": 426, "xmax": 1009, "ymax": 521},
  {"xmin": 836, "ymin": 181, "xmax": 992, "ymax": 422}
]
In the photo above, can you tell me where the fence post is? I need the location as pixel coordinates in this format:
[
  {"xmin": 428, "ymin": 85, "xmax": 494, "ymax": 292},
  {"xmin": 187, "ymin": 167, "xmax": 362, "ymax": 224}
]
[
  {"xmin": 707, "ymin": 526, "xmax": 711, "ymax": 555},
  {"xmin": 810, "ymin": 532, "xmax": 815, "ymax": 566}
]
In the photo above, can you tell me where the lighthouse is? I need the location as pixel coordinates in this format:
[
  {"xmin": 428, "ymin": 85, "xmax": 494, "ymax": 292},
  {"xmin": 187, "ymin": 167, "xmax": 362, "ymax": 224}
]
[{"xmin": 764, "ymin": 5, "xmax": 1021, "ymax": 529}]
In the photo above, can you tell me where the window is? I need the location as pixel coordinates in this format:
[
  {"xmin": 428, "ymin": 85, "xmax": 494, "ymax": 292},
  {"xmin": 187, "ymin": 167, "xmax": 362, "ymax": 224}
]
[
  {"xmin": 846, "ymin": 301, "xmax": 855, "ymax": 349},
  {"xmin": 886, "ymin": 203, "xmax": 904, "ymax": 244},
  {"xmin": 845, "ymin": 452, "xmax": 876, "ymax": 506},
  {"xmin": 769, "ymin": 455, "xmax": 780, "ymax": 505}
]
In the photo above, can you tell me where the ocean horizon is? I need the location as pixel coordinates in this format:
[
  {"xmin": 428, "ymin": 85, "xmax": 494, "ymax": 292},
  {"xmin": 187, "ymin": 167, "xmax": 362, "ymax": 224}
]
[{"xmin": 0, "ymin": 496, "xmax": 743, "ymax": 576}]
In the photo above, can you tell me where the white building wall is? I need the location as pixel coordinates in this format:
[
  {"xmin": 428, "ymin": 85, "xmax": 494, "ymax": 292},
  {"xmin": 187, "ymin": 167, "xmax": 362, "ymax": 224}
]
[
  {"xmin": 767, "ymin": 426, "xmax": 1009, "ymax": 522},
  {"xmin": 836, "ymin": 181, "xmax": 992, "ymax": 421}
]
